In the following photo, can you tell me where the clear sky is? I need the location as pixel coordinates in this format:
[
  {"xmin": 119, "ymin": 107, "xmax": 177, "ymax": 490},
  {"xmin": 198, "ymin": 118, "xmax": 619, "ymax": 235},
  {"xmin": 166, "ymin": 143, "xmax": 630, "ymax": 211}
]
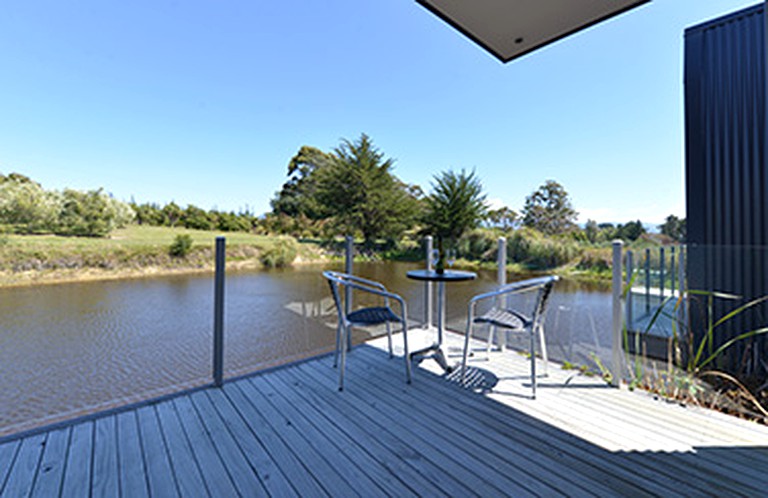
[{"xmin": 0, "ymin": 0, "xmax": 760, "ymax": 224}]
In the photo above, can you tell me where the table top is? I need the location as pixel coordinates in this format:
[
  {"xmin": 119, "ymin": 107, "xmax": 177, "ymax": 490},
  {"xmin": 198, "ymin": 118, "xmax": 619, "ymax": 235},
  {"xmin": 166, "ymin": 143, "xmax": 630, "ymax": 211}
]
[{"xmin": 406, "ymin": 269, "xmax": 477, "ymax": 282}]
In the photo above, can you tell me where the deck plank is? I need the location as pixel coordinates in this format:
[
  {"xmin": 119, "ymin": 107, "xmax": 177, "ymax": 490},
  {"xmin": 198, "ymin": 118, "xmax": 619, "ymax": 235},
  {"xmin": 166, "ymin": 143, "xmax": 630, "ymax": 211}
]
[
  {"xmin": 116, "ymin": 411, "xmax": 149, "ymax": 498},
  {"xmin": 92, "ymin": 416, "xmax": 119, "ymax": 498},
  {"xmin": 0, "ymin": 433, "xmax": 45, "ymax": 498},
  {"xmin": 204, "ymin": 388, "xmax": 297, "ymax": 497},
  {"xmin": 281, "ymin": 361, "xmax": 500, "ymax": 497},
  {"xmin": 189, "ymin": 390, "xmax": 269, "ymax": 497},
  {"xmin": 221, "ymin": 382, "xmax": 329, "ymax": 497},
  {"xmin": 0, "ymin": 440, "xmax": 21, "ymax": 494},
  {"xmin": 240, "ymin": 376, "xmax": 361, "ymax": 496},
  {"xmin": 154, "ymin": 400, "xmax": 208, "ymax": 498},
  {"xmin": 60, "ymin": 422, "xmax": 93, "ymax": 498},
  {"xmin": 344, "ymin": 350, "xmax": 626, "ymax": 497},
  {"xmin": 258, "ymin": 368, "xmax": 415, "ymax": 497},
  {"xmin": 135, "ymin": 405, "xmax": 179, "ymax": 498},
  {"xmin": 30, "ymin": 428, "xmax": 70, "ymax": 498},
  {"xmin": 172, "ymin": 396, "xmax": 238, "ymax": 497},
  {"xmin": 302, "ymin": 358, "xmax": 544, "ymax": 497}
]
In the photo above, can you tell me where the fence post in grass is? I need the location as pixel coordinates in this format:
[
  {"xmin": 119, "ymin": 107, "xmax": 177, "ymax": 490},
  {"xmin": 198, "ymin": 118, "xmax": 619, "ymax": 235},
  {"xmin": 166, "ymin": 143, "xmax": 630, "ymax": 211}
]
[
  {"xmin": 496, "ymin": 237, "xmax": 507, "ymax": 350},
  {"xmin": 425, "ymin": 235, "xmax": 434, "ymax": 329},
  {"xmin": 611, "ymin": 240, "xmax": 624, "ymax": 388},
  {"xmin": 213, "ymin": 236, "xmax": 225, "ymax": 388},
  {"xmin": 345, "ymin": 235, "xmax": 354, "ymax": 350}
]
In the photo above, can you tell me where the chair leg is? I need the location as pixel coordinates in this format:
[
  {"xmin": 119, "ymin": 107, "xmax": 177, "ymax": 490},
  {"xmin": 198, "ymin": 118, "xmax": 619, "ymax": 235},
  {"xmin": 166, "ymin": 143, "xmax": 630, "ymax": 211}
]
[
  {"xmin": 530, "ymin": 330, "xmax": 536, "ymax": 400},
  {"xmin": 461, "ymin": 321, "xmax": 474, "ymax": 386},
  {"xmin": 402, "ymin": 320, "xmax": 412, "ymax": 384},
  {"xmin": 333, "ymin": 323, "xmax": 342, "ymax": 368},
  {"xmin": 537, "ymin": 324, "xmax": 549, "ymax": 377},
  {"xmin": 386, "ymin": 322, "xmax": 393, "ymax": 359},
  {"xmin": 339, "ymin": 324, "xmax": 348, "ymax": 391},
  {"xmin": 486, "ymin": 325, "xmax": 495, "ymax": 356}
]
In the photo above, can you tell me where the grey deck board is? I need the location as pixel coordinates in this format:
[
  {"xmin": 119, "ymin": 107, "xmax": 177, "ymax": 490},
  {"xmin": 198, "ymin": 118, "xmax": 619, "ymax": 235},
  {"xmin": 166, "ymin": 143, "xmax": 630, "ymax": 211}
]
[
  {"xmin": 0, "ymin": 440, "xmax": 20, "ymax": 494},
  {"xmin": 116, "ymin": 411, "xmax": 149, "ymax": 498},
  {"xmin": 0, "ymin": 433, "xmax": 44, "ymax": 498},
  {"xmin": 154, "ymin": 400, "xmax": 208, "ymax": 498},
  {"xmin": 221, "ymin": 382, "xmax": 327, "ymax": 497},
  {"xmin": 135, "ymin": 405, "xmax": 179, "ymax": 498},
  {"xmin": 280, "ymin": 363, "xmax": 460, "ymax": 498},
  {"xmin": 346, "ymin": 350, "xmax": 617, "ymax": 497},
  {"xmin": 259, "ymin": 368, "xmax": 413, "ymax": 497},
  {"xmin": 30, "ymin": 428, "xmax": 69, "ymax": 498},
  {"xmin": 92, "ymin": 416, "xmax": 119, "ymax": 498},
  {"xmin": 203, "ymin": 388, "xmax": 296, "ymax": 497},
  {"xmin": 189, "ymin": 390, "xmax": 269, "ymax": 497},
  {"xmin": 3, "ymin": 330, "xmax": 768, "ymax": 497},
  {"xmin": 172, "ymin": 396, "xmax": 239, "ymax": 497},
  {"xmin": 59, "ymin": 422, "xmax": 92, "ymax": 498},
  {"xmin": 241, "ymin": 376, "xmax": 360, "ymax": 496}
]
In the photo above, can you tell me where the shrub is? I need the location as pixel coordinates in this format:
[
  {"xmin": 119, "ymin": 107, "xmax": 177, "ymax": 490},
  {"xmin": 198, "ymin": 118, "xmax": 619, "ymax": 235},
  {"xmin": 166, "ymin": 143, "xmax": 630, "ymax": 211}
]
[
  {"xmin": 259, "ymin": 237, "xmax": 298, "ymax": 268},
  {"xmin": 508, "ymin": 227, "xmax": 581, "ymax": 269},
  {"xmin": 169, "ymin": 234, "xmax": 193, "ymax": 258}
]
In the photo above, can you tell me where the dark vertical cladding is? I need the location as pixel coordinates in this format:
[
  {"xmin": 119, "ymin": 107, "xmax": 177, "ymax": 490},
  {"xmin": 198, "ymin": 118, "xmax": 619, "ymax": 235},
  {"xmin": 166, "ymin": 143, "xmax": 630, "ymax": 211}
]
[{"xmin": 684, "ymin": 3, "xmax": 767, "ymax": 373}]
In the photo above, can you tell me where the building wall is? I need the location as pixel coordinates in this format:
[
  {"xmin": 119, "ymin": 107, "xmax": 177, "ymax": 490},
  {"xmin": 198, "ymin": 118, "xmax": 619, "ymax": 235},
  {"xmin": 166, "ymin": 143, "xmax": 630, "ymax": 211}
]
[{"xmin": 684, "ymin": 3, "xmax": 767, "ymax": 372}]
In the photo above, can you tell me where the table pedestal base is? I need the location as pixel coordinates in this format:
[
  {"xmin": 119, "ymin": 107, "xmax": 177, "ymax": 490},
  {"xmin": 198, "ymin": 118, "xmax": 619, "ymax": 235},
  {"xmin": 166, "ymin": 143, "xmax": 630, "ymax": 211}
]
[{"xmin": 409, "ymin": 343, "xmax": 452, "ymax": 373}]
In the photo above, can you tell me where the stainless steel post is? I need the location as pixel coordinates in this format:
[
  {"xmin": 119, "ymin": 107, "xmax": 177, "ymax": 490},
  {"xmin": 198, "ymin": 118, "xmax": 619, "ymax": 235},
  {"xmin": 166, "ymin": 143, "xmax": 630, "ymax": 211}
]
[
  {"xmin": 425, "ymin": 236, "xmax": 433, "ymax": 329},
  {"xmin": 611, "ymin": 240, "xmax": 624, "ymax": 388},
  {"xmin": 496, "ymin": 237, "xmax": 507, "ymax": 350},
  {"xmin": 213, "ymin": 237, "xmax": 225, "ymax": 388},
  {"xmin": 345, "ymin": 235, "xmax": 353, "ymax": 351}
]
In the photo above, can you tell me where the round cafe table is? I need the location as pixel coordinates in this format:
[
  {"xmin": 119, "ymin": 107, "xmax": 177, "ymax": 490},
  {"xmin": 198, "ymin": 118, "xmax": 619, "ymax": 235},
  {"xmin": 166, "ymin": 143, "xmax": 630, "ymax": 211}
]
[{"xmin": 406, "ymin": 269, "xmax": 477, "ymax": 372}]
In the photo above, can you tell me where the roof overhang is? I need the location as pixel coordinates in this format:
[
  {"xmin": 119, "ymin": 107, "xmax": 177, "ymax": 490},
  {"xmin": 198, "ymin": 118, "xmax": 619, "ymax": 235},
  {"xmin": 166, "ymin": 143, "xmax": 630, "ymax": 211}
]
[{"xmin": 417, "ymin": 0, "xmax": 651, "ymax": 63}]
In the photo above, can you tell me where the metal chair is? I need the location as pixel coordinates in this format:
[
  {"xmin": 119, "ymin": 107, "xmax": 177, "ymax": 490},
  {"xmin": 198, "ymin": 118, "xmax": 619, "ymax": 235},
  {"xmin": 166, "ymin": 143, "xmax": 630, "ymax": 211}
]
[
  {"xmin": 323, "ymin": 270, "xmax": 412, "ymax": 390},
  {"xmin": 461, "ymin": 275, "xmax": 558, "ymax": 399}
]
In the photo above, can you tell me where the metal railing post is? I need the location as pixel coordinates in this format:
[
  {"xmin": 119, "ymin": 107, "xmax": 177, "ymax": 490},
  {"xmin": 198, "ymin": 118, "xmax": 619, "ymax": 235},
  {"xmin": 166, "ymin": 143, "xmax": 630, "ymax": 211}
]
[
  {"xmin": 645, "ymin": 248, "xmax": 651, "ymax": 313},
  {"xmin": 626, "ymin": 250, "xmax": 634, "ymax": 333},
  {"xmin": 496, "ymin": 237, "xmax": 507, "ymax": 350},
  {"xmin": 344, "ymin": 235, "xmax": 354, "ymax": 350},
  {"xmin": 425, "ymin": 236, "xmax": 433, "ymax": 329},
  {"xmin": 659, "ymin": 247, "xmax": 666, "ymax": 301},
  {"xmin": 213, "ymin": 237, "xmax": 225, "ymax": 388},
  {"xmin": 611, "ymin": 240, "xmax": 624, "ymax": 388}
]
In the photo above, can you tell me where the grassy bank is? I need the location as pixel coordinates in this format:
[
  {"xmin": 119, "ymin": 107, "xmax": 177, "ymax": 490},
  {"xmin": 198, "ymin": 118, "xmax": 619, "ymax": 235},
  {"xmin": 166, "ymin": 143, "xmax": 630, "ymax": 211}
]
[{"xmin": 0, "ymin": 225, "xmax": 327, "ymax": 287}]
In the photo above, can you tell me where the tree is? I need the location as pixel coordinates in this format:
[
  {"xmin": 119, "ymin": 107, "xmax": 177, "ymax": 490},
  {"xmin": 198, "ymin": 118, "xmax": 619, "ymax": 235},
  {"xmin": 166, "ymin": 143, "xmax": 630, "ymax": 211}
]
[
  {"xmin": 486, "ymin": 206, "xmax": 518, "ymax": 231},
  {"xmin": 617, "ymin": 220, "xmax": 645, "ymax": 241},
  {"xmin": 314, "ymin": 134, "xmax": 419, "ymax": 245},
  {"xmin": 659, "ymin": 214, "xmax": 686, "ymax": 242},
  {"xmin": 423, "ymin": 169, "xmax": 488, "ymax": 243},
  {"xmin": 271, "ymin": 146, "xmax": 335, "ymax": 219},
  {"xmin": 521, "ymin": 180, "xmax": 578, "ymax": 235},
  {"xmin": 56, "ymin": 189, "xmax": 134, "ymax": 237}
]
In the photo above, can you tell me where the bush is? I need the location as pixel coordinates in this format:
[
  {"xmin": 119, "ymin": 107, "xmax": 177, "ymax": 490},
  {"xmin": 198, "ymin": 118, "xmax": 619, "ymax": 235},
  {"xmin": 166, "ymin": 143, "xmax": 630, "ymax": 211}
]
[
  {"xmin": 508, "ymin": 227, "xmax": 581, "ymax": 269},
  {"xmin": 457, "ymin": 229, "xmax": 498, "ymax": 262},
  {"xmin": 169, "ymin": 234, "xmax": 193, "ymax": 258},
  {"xmin": 259, "ymin": 237, "xmax": 298, "ymax": 268}
]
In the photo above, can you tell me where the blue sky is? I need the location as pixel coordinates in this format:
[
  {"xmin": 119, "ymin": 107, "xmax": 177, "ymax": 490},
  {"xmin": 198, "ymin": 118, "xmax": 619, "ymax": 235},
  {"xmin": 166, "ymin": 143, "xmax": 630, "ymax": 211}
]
[{"xmin": 0, "ymin": 0, "xmax": 760, "ymax": 224}]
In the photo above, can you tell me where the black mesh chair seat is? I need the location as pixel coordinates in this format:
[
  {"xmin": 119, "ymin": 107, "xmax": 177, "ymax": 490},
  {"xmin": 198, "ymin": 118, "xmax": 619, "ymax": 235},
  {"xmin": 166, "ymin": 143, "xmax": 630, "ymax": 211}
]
[
  {"xmin": 475, "ymin": 308, "xmax": 530, "ymax": 331},
  {"xmin": 348, "ymin": 306, "xmax": 402, "ymax": 326}
]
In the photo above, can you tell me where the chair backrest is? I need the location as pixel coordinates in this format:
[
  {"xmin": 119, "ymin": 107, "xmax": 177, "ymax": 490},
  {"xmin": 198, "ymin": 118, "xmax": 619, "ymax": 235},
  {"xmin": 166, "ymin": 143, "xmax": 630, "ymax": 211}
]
[
  {"xmin": 530, "ymin": 276, "xmax": 558, "ymax": 330},
  {"xmin": 472, "ymin": 275, "xmax": 559, "ymax": 327},
  {"xmin": 322, "ymin": 270, "xmax": 397, "ymax": 318}
]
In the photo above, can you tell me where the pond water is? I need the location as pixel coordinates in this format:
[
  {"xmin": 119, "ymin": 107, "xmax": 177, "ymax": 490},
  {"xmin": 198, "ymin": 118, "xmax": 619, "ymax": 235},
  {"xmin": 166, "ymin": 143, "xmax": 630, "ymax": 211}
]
[{"xmin": 0, "ymin": 261, "xmax": 612, "ymax": 435}]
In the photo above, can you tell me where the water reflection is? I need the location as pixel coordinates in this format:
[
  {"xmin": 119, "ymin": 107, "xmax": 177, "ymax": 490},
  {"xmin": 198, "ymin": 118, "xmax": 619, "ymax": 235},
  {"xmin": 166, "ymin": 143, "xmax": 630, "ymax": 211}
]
[{"xmin": 0, "ymin": 261, "xmax": 612, "ymax": 435}]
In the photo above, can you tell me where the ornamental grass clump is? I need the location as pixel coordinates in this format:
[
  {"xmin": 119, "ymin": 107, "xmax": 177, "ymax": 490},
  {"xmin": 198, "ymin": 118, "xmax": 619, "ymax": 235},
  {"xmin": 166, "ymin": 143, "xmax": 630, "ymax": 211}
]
[{"xmin": 625, "ymin": 286, "xmax": 768, "ymax": 422}]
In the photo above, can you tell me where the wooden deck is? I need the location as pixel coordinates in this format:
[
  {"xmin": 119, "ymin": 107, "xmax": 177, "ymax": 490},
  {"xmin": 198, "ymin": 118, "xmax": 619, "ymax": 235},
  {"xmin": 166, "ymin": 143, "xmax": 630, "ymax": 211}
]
[{"xmin": 2, "ymin": 328, "xmax": 768, "ymax": 497}]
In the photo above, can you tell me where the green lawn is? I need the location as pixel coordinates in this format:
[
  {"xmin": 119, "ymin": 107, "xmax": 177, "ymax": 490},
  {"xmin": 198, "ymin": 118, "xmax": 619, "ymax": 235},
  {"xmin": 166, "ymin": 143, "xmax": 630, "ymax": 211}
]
[{"xmin": 0, "ymin": 225, "xmax": 324, "ymax": 285}]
